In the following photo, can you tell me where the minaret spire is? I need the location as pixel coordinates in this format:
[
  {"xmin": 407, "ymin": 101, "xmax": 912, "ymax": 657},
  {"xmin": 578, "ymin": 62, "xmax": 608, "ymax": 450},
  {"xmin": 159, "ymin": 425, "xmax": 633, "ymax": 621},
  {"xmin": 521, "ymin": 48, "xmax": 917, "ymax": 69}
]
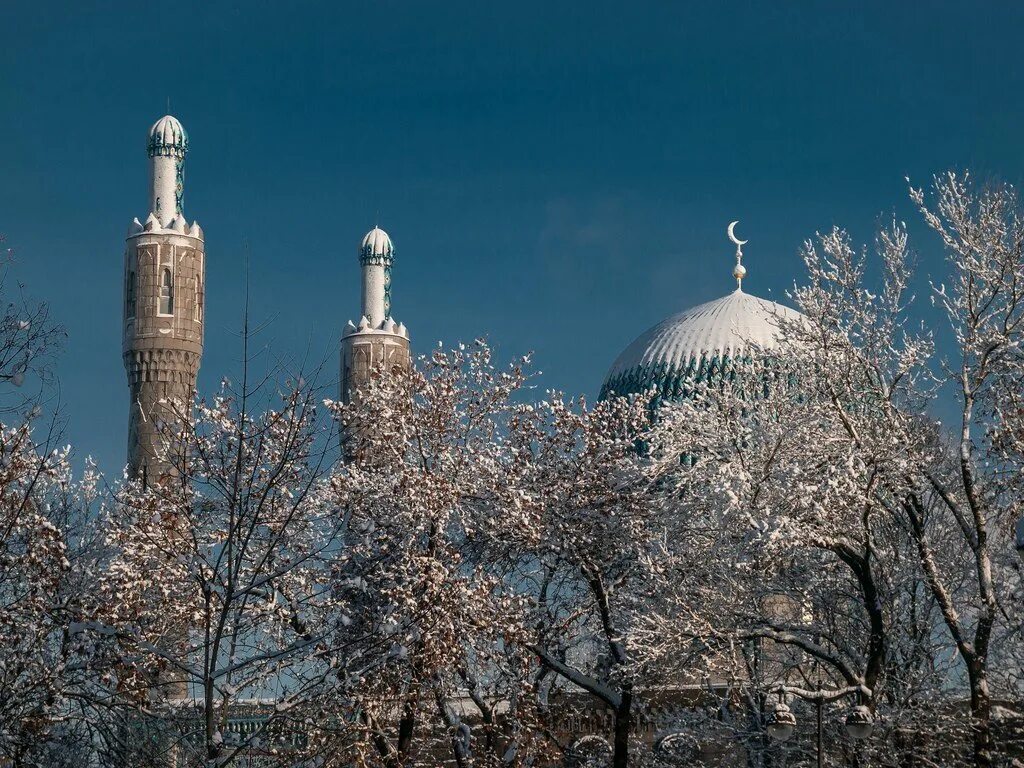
[
  {"xmin": 359, "ymin": 226, "xmax": 394, "ymax": 328},
  {"xmin": 147, "ymin": 115, "xmax": 188, "ymax": 226},
  {"xmin": 727, "ymin": 220, "xmax": 748, "ymax": 291}
]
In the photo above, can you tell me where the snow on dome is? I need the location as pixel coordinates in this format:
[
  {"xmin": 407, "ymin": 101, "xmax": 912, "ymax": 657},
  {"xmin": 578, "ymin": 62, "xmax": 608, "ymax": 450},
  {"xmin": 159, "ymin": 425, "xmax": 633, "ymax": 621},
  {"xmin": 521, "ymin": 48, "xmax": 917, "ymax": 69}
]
[
  {"xmin": 601, "ymin": 289, "xmax": 803, "ymax": 401},
  {"xmin": 148, "ymin": 115, "xmax": 188, "ymax": 158},
  {"xmin": 360, "ymin": 226, "xmax": 394, "ymax": 262}
]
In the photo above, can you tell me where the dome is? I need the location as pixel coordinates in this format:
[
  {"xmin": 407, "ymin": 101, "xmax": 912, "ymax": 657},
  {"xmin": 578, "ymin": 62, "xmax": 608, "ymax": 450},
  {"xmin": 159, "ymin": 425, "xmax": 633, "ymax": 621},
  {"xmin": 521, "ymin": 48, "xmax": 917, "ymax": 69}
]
[
  {"xmin": 601, "ymin": 289, "xmax": 802, "ymax": 401},
  {"xmin": 360, "ymin": 226, "xmax": 394, "ymax": 265},
  {"xmin": 147, "ymin": 115, "xmax": 188, "ymax": 157}
]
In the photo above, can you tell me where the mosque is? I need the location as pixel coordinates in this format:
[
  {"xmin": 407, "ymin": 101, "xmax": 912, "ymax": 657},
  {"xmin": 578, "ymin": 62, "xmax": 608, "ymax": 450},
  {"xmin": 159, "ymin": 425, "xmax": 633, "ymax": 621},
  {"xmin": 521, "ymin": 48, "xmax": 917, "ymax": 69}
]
[
  {"xmin": 120, "ymin": 115, "xmax": 800, "ymax": 764},
  {"xmin": 122, "ymin": 114, "xmax": 797, "ymax": 479}
]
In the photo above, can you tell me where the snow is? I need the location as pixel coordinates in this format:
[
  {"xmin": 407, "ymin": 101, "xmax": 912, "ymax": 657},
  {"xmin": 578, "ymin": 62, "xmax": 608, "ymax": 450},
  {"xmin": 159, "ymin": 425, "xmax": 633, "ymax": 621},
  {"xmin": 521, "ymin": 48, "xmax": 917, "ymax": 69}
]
[{"xmin": 604, "ymin": 288, "xmax": 804, "ymax": 385}]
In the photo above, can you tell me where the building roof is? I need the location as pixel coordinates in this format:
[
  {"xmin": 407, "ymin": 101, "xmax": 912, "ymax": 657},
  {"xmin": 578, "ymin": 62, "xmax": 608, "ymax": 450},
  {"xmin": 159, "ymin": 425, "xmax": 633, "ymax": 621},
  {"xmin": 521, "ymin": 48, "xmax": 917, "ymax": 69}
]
[
  {"xmin": 601, "ymin": 288, "xmax": 802, "ymax": 401},
  {"xmin": 360, "ymin": 226, "xmax": 393, "ymax": 257},
  {"xmin": 147, "ymin": 115, "xmax": 188, "ymax": 157}
]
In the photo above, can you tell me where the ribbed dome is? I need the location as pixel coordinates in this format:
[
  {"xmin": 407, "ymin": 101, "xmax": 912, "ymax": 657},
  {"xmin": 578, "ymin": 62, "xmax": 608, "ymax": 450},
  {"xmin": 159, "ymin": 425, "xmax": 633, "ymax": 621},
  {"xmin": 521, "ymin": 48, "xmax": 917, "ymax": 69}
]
[
  {"xmin": 360, "ymin": 226, "xmax": 394, "ymax": 264},
  {"xmin": 147, "ymin": 115, "xmax": 188, "ymax": 157},
  {"xmin": 601, "ymin": 289, "xmax": 802, "ymax": 400}
]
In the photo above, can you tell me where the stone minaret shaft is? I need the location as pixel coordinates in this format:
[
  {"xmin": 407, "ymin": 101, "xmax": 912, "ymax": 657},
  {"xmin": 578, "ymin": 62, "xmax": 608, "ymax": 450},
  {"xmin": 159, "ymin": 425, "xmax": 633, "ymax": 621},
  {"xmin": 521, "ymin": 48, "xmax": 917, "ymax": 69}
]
[
  {"xmin": 360, "ymin": 231, "xmax": 390, "ymax": 329},
  {"xmin": 123, "ymin": 116, "xmax": 205, "ymax": 482},
  {"xmin": 149, "ymin": 123, "xmax": 184, "ymax": 227}
]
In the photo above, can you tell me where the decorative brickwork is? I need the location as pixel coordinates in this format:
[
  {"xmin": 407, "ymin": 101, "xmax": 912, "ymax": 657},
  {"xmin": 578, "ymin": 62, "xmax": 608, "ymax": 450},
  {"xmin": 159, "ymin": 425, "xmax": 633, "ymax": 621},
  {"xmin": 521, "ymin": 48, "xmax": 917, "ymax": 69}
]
[
  {"xmin": 340, "ymin": 329, "xmax": 410, "ymax": 406},
  {"xmin": 123, "ymin": 231, "xmax": 205, "ymax": 481}
]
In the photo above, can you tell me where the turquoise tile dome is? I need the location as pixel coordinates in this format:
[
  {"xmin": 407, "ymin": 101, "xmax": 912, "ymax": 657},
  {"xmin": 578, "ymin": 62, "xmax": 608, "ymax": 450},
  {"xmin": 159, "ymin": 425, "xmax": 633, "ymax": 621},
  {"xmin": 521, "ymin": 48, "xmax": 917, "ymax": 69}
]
[
  {"xmin": 147, "ymin": 115, "xmax": 188, "ymax": 158},
  {"xmin": 360, "ymin": 226, "xmax": 394, "ymax": 266},
  {"xmin": 600, "ymin": 288, "xmax": 802, "ymax": 403}
]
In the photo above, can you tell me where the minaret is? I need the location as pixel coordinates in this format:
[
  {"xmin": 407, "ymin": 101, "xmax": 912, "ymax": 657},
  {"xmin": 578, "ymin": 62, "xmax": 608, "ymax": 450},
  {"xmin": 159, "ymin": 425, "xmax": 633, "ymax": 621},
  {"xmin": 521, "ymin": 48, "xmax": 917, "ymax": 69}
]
[
  {"xmin": 123, "ymin": 115, "xmax": 205, "ymax": 482},
  {"xmin": 359, "ymin": 226, "xmax": 392, "ymax": 329},
  {"xmin": 340, "ymin": 226, "xmax": 410, "ymax": 409}
]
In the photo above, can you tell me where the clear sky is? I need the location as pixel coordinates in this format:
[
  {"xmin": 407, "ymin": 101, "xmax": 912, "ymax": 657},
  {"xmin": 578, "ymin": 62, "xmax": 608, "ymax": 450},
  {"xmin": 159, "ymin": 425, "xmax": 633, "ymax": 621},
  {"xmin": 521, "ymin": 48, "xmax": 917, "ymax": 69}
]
[{"xmin": 3, "ymin": 2, "xmax": 1023, "ymax": 476}]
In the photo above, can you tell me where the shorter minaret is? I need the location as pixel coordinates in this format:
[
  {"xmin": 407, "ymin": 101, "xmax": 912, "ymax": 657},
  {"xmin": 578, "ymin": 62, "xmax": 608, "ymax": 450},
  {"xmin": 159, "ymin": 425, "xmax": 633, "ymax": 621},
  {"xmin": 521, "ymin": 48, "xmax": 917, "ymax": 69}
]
[
  {"xmin": 123, "ymin": 115, "xmax": 205, "ymax": 482},
  {"xmin": 359, "ymin": 226, "xmax": 392, "ymax": 329},
  {"xmin": 148, "ymin": 115, "xmax": 188, "ymax": 227},
  {"xmin": 340, "ymin": 226, "xmax": 410, "ymax": 408}
]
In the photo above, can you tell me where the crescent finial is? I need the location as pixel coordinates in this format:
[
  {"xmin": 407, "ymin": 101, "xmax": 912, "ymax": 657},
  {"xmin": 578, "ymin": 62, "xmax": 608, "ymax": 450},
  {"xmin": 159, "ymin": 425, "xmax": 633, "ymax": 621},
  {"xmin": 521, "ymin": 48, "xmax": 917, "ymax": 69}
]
[{"xmin": 727, "ymin": 220, "xmax": 748, "ymax": 291}]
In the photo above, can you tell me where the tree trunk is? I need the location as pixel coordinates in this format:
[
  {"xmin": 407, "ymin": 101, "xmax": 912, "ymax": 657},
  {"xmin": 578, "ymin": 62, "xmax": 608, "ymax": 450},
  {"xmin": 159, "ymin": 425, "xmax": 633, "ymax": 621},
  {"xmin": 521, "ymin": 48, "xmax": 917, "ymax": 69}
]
[
  {"xmin": 361, "ymin": 709, "xmax": 400, "ymax": 768},
  {"xmin": 966, "ymin": 656, "xmax": 994, "ymax": 768},
  {"xmin": 396, "ymin": 696, "xmax": 418, "ymax": 764},
  {"xmin": 434, "ymin": 684, "xmax": 471, "ymax": 768},
  {"xmin": 611, "ymin": 683, "xmax": 632, "ymax": 768},
  {"xmin": 904, "ymin": 492, "xmax": 995, "ymax": 767}
]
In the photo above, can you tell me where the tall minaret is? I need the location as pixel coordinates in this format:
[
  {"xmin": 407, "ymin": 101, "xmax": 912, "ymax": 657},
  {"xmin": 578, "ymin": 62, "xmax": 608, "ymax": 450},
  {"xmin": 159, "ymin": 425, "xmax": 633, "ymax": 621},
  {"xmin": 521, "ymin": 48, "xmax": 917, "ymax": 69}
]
[
  {"xmin": 123, "ymin": 115, "xmax": 205, "ymax": 482},
  {"xmin": 340, "ymin": 226, "xmax": 410, "ymax": 409}
]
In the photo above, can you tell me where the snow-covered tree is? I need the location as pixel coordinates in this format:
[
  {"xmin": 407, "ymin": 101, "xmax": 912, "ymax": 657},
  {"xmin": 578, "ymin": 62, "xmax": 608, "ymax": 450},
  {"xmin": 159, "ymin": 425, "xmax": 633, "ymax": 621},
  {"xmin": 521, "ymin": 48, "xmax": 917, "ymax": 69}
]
[
  {"xmin": 643, "ymin": 350, "xmax": 964, "ymax": 765},
  {"xmin": 97, "ymin": 365, "xmax": 349, "ymax": 767},
  {"xmin": 0, "ymin": 237, "xmax": 110, "ymax": 767},
  {"xmin": 324, "ymin": 341, "xmax": 550, "ymax": 767},
  {"xmin": 643, "ymin": 172, "xmax": 1024, "ymax": 766},
  {"xmin": 905, "ymin": 174, "xmax": 1024, "ymax": 765},
  {"xmin": 504, "ymin": 392, "xmax": 661, "ymax": 768},
  {"xmin": 6, "ymin": 171, "xmax": 1024, "ymax": 767},
  {"xmin": 0, "ymin": 237, "xmax": 65, "ymax": 415},
  {"xmin": 0, "ymin": 423, "xmax": 82, "ymax": 766}
]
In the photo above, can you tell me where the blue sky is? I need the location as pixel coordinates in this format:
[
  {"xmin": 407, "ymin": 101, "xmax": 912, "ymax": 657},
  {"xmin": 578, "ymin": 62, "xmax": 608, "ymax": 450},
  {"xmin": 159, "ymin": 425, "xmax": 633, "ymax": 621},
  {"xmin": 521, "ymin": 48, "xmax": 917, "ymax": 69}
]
[{"xmin": 3, "ymin": 2, "xmax": 1024, "ymax": 475}]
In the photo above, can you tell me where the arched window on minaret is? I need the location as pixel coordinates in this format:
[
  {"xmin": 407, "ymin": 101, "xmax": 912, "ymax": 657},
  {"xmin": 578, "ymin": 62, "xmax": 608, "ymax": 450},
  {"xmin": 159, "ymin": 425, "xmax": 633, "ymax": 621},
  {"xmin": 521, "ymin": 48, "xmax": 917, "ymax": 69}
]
[
  {"xmin": 159, "ymin": 267, "xmax": 174, "ymax": 315},
  {"xmin": 195, "ymin": 276, "xmax": 203, "ymax": 322}
]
